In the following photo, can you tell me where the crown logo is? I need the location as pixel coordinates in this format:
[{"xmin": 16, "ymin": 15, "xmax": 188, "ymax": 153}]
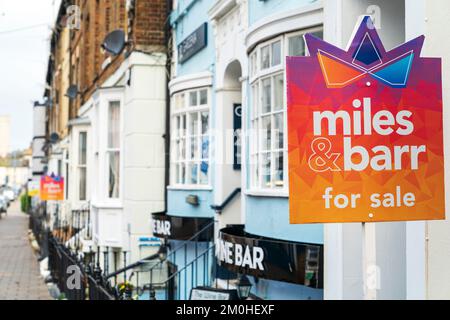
[{"xmin": 305, "ymin": 16, "xmax": 424, "ymax": 88}]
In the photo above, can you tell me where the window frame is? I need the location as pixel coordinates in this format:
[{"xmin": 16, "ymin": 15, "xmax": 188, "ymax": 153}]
[
  {"xmin": 106, "ymin": 100, "xmax": 121, "ymax": 200},
  {"xmin": 170, "ymin": 87, "xmax": 211, "ymax": 189},
  {"xmin": 248, "ymin": 27, "xmax": 323, "ymax": 196},
  {"xmin": 78, "ymin": 131, "xmax": 88, "ymax": 201}
]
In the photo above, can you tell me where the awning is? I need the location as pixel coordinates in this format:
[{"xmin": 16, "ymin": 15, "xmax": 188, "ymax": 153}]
[
  {"xmin": 151, "ymin": 212, "xmax": 213, "ymax": 242},
  {"xmin": 217, "ymin": 225, "xmax": 323, "ymax": 288}
]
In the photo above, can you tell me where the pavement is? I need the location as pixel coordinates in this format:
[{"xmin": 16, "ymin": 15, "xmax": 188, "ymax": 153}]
[{"xmin": 0, "ymin": 201, "xmax": 51, "ymax": 300}]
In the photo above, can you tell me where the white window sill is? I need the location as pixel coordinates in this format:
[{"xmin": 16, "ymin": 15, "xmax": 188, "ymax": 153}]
[
  {"xmin": 245, "ymin": 189, "xmax": 289, "ymax": 198},
  {"xmin": 167, "ymin": 185, "xmax": 213, "ymax": 191},
  {"xmin": 91, "ymin": 201, "xmax": 123, "ymax": 210}
]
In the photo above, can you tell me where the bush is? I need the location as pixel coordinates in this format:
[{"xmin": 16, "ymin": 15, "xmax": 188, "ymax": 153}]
[{"xmin": 20, "ymin": 194, "xmax": 31, "ymax": 213}]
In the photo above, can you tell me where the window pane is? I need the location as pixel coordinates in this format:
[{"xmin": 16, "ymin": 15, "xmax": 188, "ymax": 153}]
[
  {"xmin": 261, "ymin": 116, "xmax": 271, "ymax": 151},
  {"xmin": 176, "ymin": 164, "xmax": 181, "ymax": 184},
  {"xmin": 274, "ymin": 152, "xmax": 284, "ymax": 188},
  {"xmin": 200, "ymin": 161, "xmax": 209, "ymax": 184},
  {"xmin": 174, "ymin": 139, "xmax": 180, "ymax": 161},
  {"xmin": 189, "ymin": 113, "xmax": 199, "ymax": 136},
  {"xmin": 108, "ymin": 101, "xmax": 120, "ymax": 149},
  {"xmin": 251, "ymin": 53, "xmax": 257, "ymax": 77},
  {"xmin": 312, "ymin": 30, "xmax": 323, "ymax": 40},
  {"xmin": 289, "ymin": 35, "xmax": 305, "ymax": 57},
  {"xmin": 189, "ymin": 163, "xmax": 198, "ymax": 184},
  {"xmin": 261, "ymin": 45, "xmax": 270, "ymax": 69},
  {"xmin": 79, "ymin": 167, "xmax": 87, "ymax": 201},
  {"xmin": 108, "ymin": 151, "xmax": 120, "ymax": 198},
  {"xmin": 252, "ymin": 83, "xmax": 259, "ymax": 118},
  {"xmin": 180, "ymin": 137, "xmax": 186, "ymax": 160},
  {"xmin": 174, "ymin": 116, "xmax": 181, "ymax": 139},
  {"xmin": 201, "ymin": 112, "xmax": 209, "ymax": 134},
  {"xmin": 271, "ymin": 41, "xmax": 281, "ymax": 66},
  {"xmin": 274, "ymin": 113, "xmax": 284, "ymax": 150},
  {"xmin": 199, "ymin": 89, "xmax": 208, "ymax": 105},
  {"xmin": 189, "ymin": 91, "xmax": 198, "ymax": 106},
  {"xmin": 201, "ymin": 136, "xmax": 209, "ymax": 160},
  {"xmin": 261, "ymin": 78, "xmax": 271, "ymax": 114},
  {"xmin": 190, "ymin": 136, "xmax": 198, "ymax": 160},
  {"xmin": 177, "ymin": 164, "xmax": 186, "ymax": 184},
  {"xmin": 179, "ymin": 93, "xmax": 185, "ymax": 109},
  {"xmin": 274, "ymin": 74, "xmax": 284, "ymax": 111},
  {"xmin": 251, "ymin": 155, "xmax": 258, "ymax": 187},
  {"xmin": 79, "ymin": 132, "xmax": 87, "ymax": 165},
  {"xmin": 261, "ymin": 153, "xmax": 271, "ymax": 188}
]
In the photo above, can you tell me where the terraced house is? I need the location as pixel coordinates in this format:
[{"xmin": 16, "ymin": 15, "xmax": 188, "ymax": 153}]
[
  {"xmin": 37, "ymin": 0, "xmax": 169, "ymax": 299},
  {"xmin": 32, "ymin": 0, "xmax": 450, "ymax": 301}
]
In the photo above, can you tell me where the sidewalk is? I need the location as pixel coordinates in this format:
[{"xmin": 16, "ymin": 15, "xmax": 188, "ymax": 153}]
[{"xmin": 0, "ymin": 201, "xmax": 51, "ymax": 300}]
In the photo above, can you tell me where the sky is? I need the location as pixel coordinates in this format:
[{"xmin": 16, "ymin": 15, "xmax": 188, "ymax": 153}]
[{"xmin": 0, "ymin": 0, "xmax": 60, "ymax": 151}]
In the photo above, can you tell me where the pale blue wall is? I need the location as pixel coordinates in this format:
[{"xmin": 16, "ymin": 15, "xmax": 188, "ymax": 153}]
[
  {"xmin": 168, "ymin": 190, "xmax": 214, "ymax": 218},
  {"xmin": 244, "ymin": 0, "xmax": 324, "ymax": 245},
  {"xmin": 171, "ymin": 0, "xmax": 215, "ymax": 77},
  {"xmin": 249, "ymin": 0, "xmax": 320, "ymax": 26},
  {"xmin": 245, "ymin": 196, "xmax": 323, "ymax": 244},
  {"xmin": 169, "ymin": 0, "xmax": 216, "ymax": 219}
]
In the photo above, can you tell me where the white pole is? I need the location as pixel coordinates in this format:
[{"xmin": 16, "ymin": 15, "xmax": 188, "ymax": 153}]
[{"xmin": 362, "ymin": 222, "xmax": 377, "ymax": 300}]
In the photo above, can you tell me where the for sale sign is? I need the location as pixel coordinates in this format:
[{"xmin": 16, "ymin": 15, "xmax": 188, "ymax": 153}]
[
  {"xmin": 40, "ymin": 175, "xmax": 64, "ymax": 201},
  {"xmin": 287, "ymin": 16, "xmax": 445, "ymax": 223}
]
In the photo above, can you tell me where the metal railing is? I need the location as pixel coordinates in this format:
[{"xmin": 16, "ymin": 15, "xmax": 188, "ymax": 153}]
[
  {"xmin": 210, "ymin": 188, "xmax": 241, "ymax": 214},
  {"xmin": 48, "ymin": 235, "xmax": 117, "ymax": 300},
  {"xmin": 48, "ymin": 236, "xmax": 87, "ymax": 300},
  {"xmin": 122, "ymin": 221, "xmax": 216, "ymax": 300},
  {"xmin": 144, "ymin": 243, "xmax": 216, "ymax": 300}
]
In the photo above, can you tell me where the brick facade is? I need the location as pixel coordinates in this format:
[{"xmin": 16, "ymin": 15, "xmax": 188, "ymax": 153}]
[{"xmin": 45, "ymin": 0, "xmax": 168, "ymax": 136}]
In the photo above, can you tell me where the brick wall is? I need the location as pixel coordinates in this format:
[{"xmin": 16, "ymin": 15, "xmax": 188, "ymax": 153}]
[
  {"xmin": 46, "ymin": 0, "xmax": 168, "ymax": 130},
  {"xmin": 131, "ymin": 0, "xmax": 168, "ymax": 52}
]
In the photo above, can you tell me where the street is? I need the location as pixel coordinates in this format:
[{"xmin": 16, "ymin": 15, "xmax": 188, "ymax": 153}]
[{"xmin": 0, "ymin": 202, "xmax": 50, "ymax": 300}]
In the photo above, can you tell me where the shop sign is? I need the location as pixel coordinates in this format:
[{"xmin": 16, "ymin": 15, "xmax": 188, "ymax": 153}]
[
  {"xmin": 287, "ymin": 16, "xmax": 445, "ymax": 223},
  {"xmin": 217, "ymin": 226, "xmax": 323, "ymax": 288},
  {"xmin": 190, "ymin": 287, "xmax": 237, "ymax": 300},
  {"xmin": 178, "ymin": 23, "xmax": 207, "ymax": 64},
  {"xmin": 28, "ymin": 180, "xmax": 40, "ymax": 197},
  {"xmin": 233, "ymin": 104, "xmax": 242, "ymax": 170},
  {"xmin": 40, "ymin": 175, "xmax": 64, "ymax": 201},
  {"xmin": 217, "ymin": 239, "xmax": 264, "ymax": 271},
  {"xmin": 151, "ymin": 212, "xmax": 213, "ymax": 241}
]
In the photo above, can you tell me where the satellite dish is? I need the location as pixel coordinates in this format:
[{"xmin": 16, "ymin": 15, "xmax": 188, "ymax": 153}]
[
  {"xmin": 49, "ymin": 132, "xmax": 60, "ymax": 144},
  {"xmin": 102, "ymin": 29, "xmax": 126, "ymax": 56},
  {"xmin": 65, "ymin": 85, "xmax": 79, "ymax": 100}
]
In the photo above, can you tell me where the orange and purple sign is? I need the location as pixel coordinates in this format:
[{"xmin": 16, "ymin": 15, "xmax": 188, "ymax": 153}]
[
  {"xmin": 40, "ymin": 175, "xmax": 65, "ymax": 201},
  {"xmin": 287, "ymin": 17, "xmax": 445, "ymax": 224}
]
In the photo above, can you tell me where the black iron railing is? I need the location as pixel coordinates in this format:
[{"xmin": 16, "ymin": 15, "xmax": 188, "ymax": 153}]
[
  {"xmin": 48, "ymin": 235, "xmax": 117, "ymax": 300},
  {"xmin": 121, "ymin": 220, "xmax": 217, "ymax": 300},
  {"xmin": 210, "ymin": 188, "xmax": 241, "ymax": 214}
]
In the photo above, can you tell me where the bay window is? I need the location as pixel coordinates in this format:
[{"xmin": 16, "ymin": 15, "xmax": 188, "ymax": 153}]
[
  {"xmin": 249, "ymin": 28, "xmax": 323, "ymax": 192},
  {"xmin": 107, "ymin": 101, "xmax": 121, "ymax": 198},
  {"xmin": 171, "ymin": 88, "xmax": 210, "ymax": 187}
]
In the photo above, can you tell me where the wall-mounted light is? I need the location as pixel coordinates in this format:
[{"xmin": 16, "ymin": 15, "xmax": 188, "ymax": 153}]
[
  {"xmin": 237, "ymin": 274, "xmax": 252, "ymax": 300},
  {"xmin": 186, "ymin": 194, "xmax": 200, "ymax": 206}
]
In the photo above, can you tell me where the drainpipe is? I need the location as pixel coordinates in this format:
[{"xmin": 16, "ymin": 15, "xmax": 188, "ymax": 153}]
[{"xmin": 163, "ymin": 0, "xmax": 173, "ymax": 212}]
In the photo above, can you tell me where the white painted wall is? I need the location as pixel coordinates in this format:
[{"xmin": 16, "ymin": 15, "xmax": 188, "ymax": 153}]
[
  {"xmin": 210, "ymin": 1, "xmax": 248, "ymax": 228},
  {"xmin": 421, "ymin": 0, "xmax": 450, "ymax": 300},
  {"xmin": 122, "ymin": 52, "xmax": 167, "ymax": 262}
]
